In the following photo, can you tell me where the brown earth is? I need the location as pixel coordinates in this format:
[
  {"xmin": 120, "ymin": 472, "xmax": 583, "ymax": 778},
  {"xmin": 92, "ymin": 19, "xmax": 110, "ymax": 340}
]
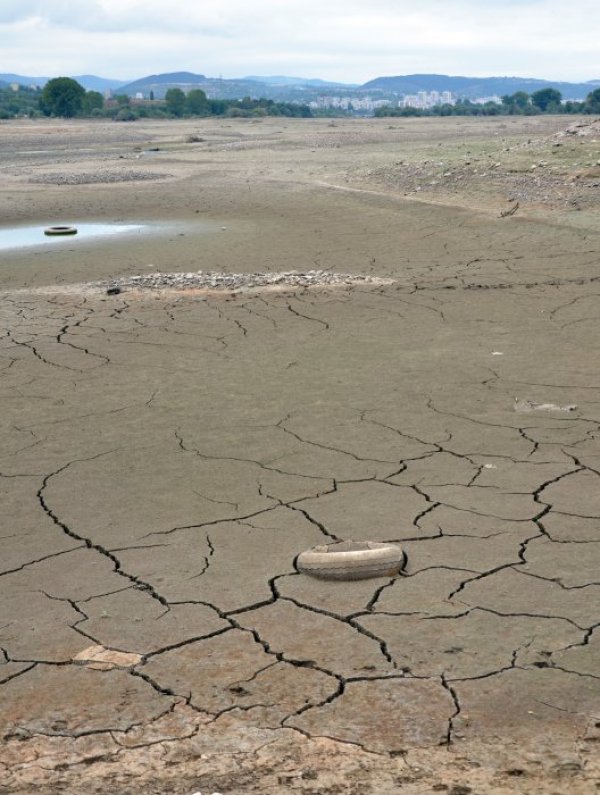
[{"xmin": 1, "ymin": 115, "xmax": 600, "ymax": 794}]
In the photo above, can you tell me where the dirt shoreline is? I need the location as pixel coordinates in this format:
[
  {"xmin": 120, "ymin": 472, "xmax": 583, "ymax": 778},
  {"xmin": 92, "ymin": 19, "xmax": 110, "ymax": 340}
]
[{"xmin": 1, "ymin": 116, "xmax": 599, "ymax": 793}]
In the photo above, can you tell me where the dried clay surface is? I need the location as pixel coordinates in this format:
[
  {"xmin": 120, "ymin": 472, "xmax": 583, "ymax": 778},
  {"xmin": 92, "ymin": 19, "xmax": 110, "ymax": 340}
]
[{"xmin": 1, "ymin": 116, "xmax": 600, "ymax": 794}]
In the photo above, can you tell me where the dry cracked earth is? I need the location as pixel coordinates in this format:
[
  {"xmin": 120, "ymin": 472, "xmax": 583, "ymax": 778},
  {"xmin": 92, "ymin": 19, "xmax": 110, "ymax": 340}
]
[{"xmin": 1, "ymin": 116, "xmax": 600, "ymax": 794}]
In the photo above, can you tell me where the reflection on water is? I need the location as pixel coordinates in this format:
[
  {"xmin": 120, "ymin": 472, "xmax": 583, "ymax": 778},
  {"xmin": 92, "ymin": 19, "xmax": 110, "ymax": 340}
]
[{"xmin": 0, "ymin": 223, "xmax": 146, "ymax": 251}]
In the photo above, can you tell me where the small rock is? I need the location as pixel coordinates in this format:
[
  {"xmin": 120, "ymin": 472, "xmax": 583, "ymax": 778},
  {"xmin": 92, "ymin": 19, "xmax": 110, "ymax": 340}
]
[
  {"xmin": 73, "ymin": 645, "xmax": 142, "ymax": 670},
  {"xmin": 552, "ymin": 757, "xmax": 583, "ymax": 777}
]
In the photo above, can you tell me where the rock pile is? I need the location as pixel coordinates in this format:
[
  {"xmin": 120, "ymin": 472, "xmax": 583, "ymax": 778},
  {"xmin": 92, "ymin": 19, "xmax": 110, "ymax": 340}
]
[
  {"xmin": 103, "ymin": 270, "xmax": 391, "ymax": 292},
  {"xmin": 557, "ymin": 118, "xmax": 600, "ymax": 138}
]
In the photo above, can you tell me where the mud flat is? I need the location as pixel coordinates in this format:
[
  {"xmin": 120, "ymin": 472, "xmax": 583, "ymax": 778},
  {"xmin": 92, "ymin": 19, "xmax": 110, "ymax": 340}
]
[{"xmin": 1, "ymin": 116, "xmax": 600, "ymax": 794}]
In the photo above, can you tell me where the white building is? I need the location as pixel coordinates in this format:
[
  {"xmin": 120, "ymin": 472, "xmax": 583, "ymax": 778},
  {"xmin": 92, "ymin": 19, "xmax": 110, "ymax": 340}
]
[
  {"xmin": 309, "ymin": 95, "xmax": 390, "ymax": 113},
  {"xmin": 471, "ymin": 95, "xmax": 502, "ymax": 105},
  {"xmin": 400, "ymin": 91, "xmax": 455, "ymax": 109}
]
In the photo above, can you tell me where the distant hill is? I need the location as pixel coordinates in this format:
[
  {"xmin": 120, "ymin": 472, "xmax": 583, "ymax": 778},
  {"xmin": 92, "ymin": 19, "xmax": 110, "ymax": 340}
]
[
  {"xmin": 0, "ymin": 73, "xmax": 49, "ymax": 88},
  {"xmin": 4, "ymin": 69, "xmax": 600, "ymax": 103},
  {"xmin": 362, "ymin": 74, "xmax": 597, "ymax": 100},
  {"xmin": 243, "ymin": 75, "xmax": 355, "ymax": 88},
  {"xmin": 0, "ymin": 73, "xmax": 126, "ymax": 91},
  {"xmin": 119, "ymin": 72, "xmax": 208, "ymax": 96},
  {"xmin": 71, "ymin": 75, "xmax": 127, "ymax": 92},
  {"xmin": 117, "ymin": 71, "xmax": 332, "ymax": 101}
]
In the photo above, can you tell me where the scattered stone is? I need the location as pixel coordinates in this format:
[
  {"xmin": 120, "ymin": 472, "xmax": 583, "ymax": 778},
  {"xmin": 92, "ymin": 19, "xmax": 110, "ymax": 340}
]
[
  {"xmin": 558, "ymin": 119, "xmax": 600, "ymax": 138},
  {"xmin": 72, "ymin": 645, "xmax": 142, "ymax": 670},
  {"xmin": 514, "ymin": 398, "xmax": 577, "ymax": 413},
  {"xmin": 98, "ymin": 270, "xmax": 393, "ymax": 293},
  {"xmin": 29, "ymin": 171, "xmax": 170, "ymax": 185},
  {"xmin": 552, "ymin": 756, "xmax": 584, "ymax": 777}
]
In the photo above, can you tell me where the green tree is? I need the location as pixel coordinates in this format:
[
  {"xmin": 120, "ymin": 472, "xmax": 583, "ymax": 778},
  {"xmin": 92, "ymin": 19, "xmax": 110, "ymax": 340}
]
[
  {"xmin": 186, "ymin": 88, "xmax": 208, "ymax": 115},
  {"xmin": 40, "ymin": 77, "xmax": 85, "ymax": 117},
  {"xmin": 165, "ymin": 87, "xmax": 186, "ymax": 116},
  {"xmin": 501, "ymin": 91, "xmax": 530, "ymax": 114},
  {"xmin": 481, "ymin": 100, "xmax": 501, "ymax": 115},
  {"xmin": 564, "ymin": 100, "xmax": 584, "ymax": 113},
  {"xmin": 584, "ymin": 88, "xmax": 600, "ymax": 114},
  {"xmin": 82, "ymin": 90, "xmax": 104, "ymax": 115},
  {"xmin": 0, "ymin": 85, "xmax": 41, "ymax": 118},
  {"xmin": 208, "ymin": 99, "xmax": 228, "ymax": 115},
  {"xmin": 531, "ymin": 87, "xmax": 562, "ymax": 111},
  {"xmin": 114, "ymin": 107, "xmax": 138, "ymax": 122},
  {"xmin": 438, "ymin": 103, "xmax": 455, "ymax": 116}
]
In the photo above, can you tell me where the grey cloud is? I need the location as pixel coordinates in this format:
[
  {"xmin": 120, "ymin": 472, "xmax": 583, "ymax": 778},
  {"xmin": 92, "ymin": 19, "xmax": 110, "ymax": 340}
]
[
  {"xmin": 1, "ymin": 0, "xmax": 599, "ymax": 83},
  {"xmin": 0, "ymin": 0, "xmax": 107, "ymax": 27}
]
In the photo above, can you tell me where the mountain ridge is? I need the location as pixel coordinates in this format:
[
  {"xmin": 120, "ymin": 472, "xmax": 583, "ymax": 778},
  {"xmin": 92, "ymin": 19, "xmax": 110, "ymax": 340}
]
[
  {"xmin": 363, "ymin": 73, "xmax": 597, "ymax": 99},
  {"xmin": 243, "ymin": 75, "xmax": 357, "ymax": 88},
  {"xmin": 0, "ymin": 73, "xmax": 127, "ymax": 91},
  {"xmin": 3, "ymin": 71, "xmax": 599, "ymax": 102}
]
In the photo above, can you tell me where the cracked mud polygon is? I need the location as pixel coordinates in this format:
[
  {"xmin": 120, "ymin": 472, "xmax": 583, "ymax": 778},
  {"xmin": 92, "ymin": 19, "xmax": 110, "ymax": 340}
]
[{"xmin": 1, "ymin": 116, "xmax": 600, "ymax": 793}]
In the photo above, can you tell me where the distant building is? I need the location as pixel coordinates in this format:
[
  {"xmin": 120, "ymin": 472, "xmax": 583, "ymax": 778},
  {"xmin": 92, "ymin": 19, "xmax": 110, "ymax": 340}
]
[
  {"xmin": 471, "ymin": 96, "xmax": 502, "ymax": 105},
  {"xmin": 309, "ymin": 95, "xmax": 391, "ymax": 113},
  {"xmin": 400, "ymin": 91, "xmax": 456, "ymax": 109},
  {"xmin": 10, "ymin": 83, "xmax": 20, "ymax": 92}
]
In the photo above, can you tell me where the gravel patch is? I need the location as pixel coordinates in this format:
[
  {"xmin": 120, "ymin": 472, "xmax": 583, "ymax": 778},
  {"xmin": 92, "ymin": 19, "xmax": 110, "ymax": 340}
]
[
  {"xmin": 29, "ymin": 171, "xmax": 171, "ymax": 185},
  {"xmin": 101, "ymin": 270, "xmax": 393, "ymax": 292}
]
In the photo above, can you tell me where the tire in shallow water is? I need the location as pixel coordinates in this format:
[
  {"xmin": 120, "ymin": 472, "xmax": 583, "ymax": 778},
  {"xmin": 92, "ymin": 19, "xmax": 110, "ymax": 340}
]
[
  {"xmin": 44, "ymin": 226, "xmax": 78, "ymax": 236},
  {"xmin": 296, "ymin": 541, "xmax": 405, "ymax": 581}
]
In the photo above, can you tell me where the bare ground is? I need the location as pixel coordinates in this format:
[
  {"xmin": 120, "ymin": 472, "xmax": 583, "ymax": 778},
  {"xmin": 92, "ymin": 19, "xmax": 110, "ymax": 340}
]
[{"xmin": 1, "ymin": 115, "xmax": 600, "ymax": 794}]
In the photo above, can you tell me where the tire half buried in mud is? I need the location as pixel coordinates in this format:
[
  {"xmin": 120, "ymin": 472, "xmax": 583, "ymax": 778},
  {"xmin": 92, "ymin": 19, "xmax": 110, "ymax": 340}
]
[
  {"xmin": 297, "ymin": 541, "xmax": 405, "ymax": 580},
  {"xmin": 44, "ymin": 225, "xmax": 78, "ymax": 236}
]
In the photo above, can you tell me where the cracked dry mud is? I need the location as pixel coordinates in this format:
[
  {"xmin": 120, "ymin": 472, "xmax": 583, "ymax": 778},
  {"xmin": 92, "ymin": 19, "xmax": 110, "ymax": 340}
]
[{"xmin": 1, "ymin": 116, "xmax": 600, "ymax": 793}]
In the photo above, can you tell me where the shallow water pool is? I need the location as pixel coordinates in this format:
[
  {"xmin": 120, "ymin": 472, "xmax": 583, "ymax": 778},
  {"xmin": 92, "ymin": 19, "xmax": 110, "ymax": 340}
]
[{"xmin": 0, "ymin": 223, "xmax": 146, "ymax": 252}]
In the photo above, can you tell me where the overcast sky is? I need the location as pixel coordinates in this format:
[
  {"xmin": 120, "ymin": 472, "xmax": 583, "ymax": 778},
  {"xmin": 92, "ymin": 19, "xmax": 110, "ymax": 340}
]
[{"xmin": 2, "ymin": 0, "xmax": 599, "ymax": 83}]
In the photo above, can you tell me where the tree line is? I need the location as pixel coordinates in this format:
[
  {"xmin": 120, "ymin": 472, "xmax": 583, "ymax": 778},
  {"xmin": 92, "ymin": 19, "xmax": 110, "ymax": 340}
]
[
  {"xmin": 3, "ymin": 78, "xmax": 600, "ymax": 121},
  {"xmin": 375, "ymin": 87, "xmax": 600, "ymax": 118},
  {"xmin": 0, "ymin": 77, "xmax": 312, "ymax": 120}
]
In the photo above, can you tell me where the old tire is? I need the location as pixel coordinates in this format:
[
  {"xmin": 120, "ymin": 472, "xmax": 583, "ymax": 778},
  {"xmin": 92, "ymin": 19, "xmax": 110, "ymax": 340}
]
[
  {"xmin": 44, "ymin": 226, "xmax": 78, "ymax": 236},
  {"xmin": 297, "ymin": 541, "xmax": 405, "ymax": 581}
]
